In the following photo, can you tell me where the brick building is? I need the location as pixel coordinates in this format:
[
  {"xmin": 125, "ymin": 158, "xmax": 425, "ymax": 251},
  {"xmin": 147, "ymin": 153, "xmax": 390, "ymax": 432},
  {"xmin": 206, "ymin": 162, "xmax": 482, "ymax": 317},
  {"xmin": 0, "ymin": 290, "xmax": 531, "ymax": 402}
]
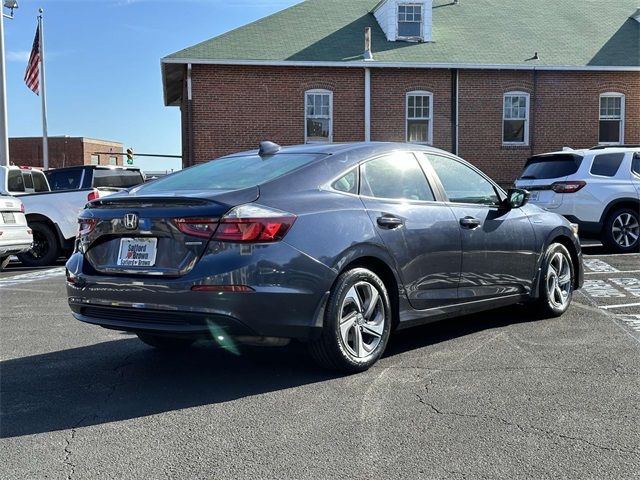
[
  {"xmin": 161, "ymin": 0, "xmax": 640, "ymax": 184},
  {"xmin": 9, "ymin": 137, "xmax": 124, "ymax": 169}
]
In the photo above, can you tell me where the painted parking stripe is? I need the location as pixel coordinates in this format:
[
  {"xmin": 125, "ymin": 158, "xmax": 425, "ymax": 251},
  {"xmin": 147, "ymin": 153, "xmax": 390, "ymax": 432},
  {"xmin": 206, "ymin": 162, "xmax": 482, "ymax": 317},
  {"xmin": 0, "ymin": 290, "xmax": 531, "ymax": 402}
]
[
  {"xmin": 616, "ymin": 314, "xmax": 640, "ymax": 332},
  {"xmin": 599, "ymin": 302, "xmax": 640, "ymax": 310},
  {"xmin": 609, "ymin": 278, "xmax": 640, "ymax": 298},
  {"xmin": 585, "ymin": 270, "xmax": 640, "ymax": 276},
  {"xmin": 0, "ymin": 267, "xmax": 65, "ymax": 288},
  {"xmin": 582, "ymin": 279, "xmax": 626, "ymax": 298},
  {"xmin": 583, "ymin": 259, "xmax": 619, "ymax": 273}
]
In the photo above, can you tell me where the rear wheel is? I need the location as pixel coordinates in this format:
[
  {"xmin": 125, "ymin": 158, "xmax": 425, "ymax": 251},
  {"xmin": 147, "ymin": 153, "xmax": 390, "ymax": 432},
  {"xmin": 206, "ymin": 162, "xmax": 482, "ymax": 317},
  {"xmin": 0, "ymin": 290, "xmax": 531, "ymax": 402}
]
[
  {"xmin": 533, "ymin": 243, "xmax": 575, "ymax": 318},
  {"xmin": 136, "ymin": 333, "xmax": 195, "ymax": 350},
  {"xmin": 602, "ymin": 208, "xmax": 640, "ymax": 253},
  {"xmin": 17, "ymin": 222, "xmax": 60, "ymax": 267},
  {"xmin": 308, "ymin": 268, "xmax": 392, "ymax": 373}
]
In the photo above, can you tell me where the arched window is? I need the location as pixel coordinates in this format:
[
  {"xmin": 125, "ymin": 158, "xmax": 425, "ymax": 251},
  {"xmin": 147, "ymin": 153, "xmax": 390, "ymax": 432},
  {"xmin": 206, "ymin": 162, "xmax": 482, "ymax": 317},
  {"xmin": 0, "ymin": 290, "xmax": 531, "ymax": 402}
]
[
  {"xmin": 406, "ymin": 91, "xmax": 433, "ymax": 144},
  {"xmin": 503, "ymin": 91, "xmax": 530, "ymax": 145},
  {"xmin": 599, "ymin": 93, "xmax": 625, "ymax": 145},
  {"xmin": 305, "ymin": 89, "xmax": 333, "ymax": 143}
]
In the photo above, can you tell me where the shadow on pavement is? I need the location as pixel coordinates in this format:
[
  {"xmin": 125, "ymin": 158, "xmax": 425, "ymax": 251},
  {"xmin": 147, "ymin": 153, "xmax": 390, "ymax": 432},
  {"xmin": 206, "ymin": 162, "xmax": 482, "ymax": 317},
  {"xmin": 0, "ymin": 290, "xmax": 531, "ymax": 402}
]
[{"xmin": 0, "ymin": 305, "xmax": 537, "ymax": 438}]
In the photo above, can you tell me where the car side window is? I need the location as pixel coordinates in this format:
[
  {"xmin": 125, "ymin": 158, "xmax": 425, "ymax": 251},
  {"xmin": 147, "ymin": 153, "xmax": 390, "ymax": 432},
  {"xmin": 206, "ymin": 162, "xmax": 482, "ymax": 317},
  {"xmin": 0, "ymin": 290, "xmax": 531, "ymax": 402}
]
[
  {"xmin": 632, "ymin": 153, "xmax": 640, "ymax": 177},
  {"xmin": 47, "ymin": 170, "xmax": 82, "ymax": 190},
  {"xmin": 332, "ymin": 168, "xmax": 358, "ymax": 194},
  {"xmin": 7, "ymin": 170, "xmax": 25, "ymax": 192},
  {"xmin": 23, "ymin": 171, "xmax": 34, "ymax": 190},
  {"xmin": 360, "ymin": 153, "xmax": 435, "ymax": 201},
  {"xmin": 32, "ymin": 171, "xmax": 49, "ymax": 192},
  {"xmin": 590, "ymin": 153, "xmax": 625, "ymax": 177},
  {"xmin": 421, "ymin": 154, "xmax": 500, "ymax": 206}
]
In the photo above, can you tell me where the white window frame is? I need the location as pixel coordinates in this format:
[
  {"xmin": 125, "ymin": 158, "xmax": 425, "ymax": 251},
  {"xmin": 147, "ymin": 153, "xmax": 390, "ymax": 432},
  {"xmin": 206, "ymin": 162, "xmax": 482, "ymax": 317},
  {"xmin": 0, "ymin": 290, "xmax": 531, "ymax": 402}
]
[
  {"xmin": 406, "ymin": 91, "xmax": 433, "ymax": 145},
  {"xmin": 397, "ymin": 3, "xmax": 423, "ymax": 40},
  {"xmin": 599, "ymin": 92, "xmax": 625, "ymax": 145},
  {"xmin": 304, "ymin": 89, "xmax": 333, "ymax": 144},
  {"xmin": 502, "ymin": 92, "xmax": 530, "ymax": 146}
]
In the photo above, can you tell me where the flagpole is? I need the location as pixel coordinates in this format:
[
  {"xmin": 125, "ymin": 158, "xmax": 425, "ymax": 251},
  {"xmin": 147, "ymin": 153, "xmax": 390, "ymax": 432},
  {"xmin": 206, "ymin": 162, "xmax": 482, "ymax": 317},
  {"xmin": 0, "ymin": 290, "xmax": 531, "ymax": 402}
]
[
  {"xmin": 0, "ymin": 9, "xmax": 9, "ymax": 167},
  {"xmin": 38, "ymin": 8, "xmax": 49, "ymax": 170}
]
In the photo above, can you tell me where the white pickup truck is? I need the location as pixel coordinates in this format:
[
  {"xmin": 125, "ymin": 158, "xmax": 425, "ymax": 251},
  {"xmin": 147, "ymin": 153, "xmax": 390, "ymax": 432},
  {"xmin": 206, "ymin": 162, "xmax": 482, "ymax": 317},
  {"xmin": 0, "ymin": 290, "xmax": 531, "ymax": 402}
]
[{"xmin": 0, "ymin": 165, "xmax": 104, "ymax": 267}]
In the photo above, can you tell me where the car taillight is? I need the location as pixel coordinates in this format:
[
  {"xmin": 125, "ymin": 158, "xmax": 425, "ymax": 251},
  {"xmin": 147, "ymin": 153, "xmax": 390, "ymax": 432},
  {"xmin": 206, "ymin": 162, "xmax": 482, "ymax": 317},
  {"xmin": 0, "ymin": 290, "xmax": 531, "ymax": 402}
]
[
  {"xmin": 212, "ymin": 204, "xmax": 296, "ymax": 243},
  {"xmin": 174, "ymin": 218, "xmax": 219, "ymax": 239},
  {"xmin": 77, "ymin": 219, "xmax": 97, "ymax": 237},
  {"xmin": 551, "ymin": 181, "xmax": 586, "ymax": 193},
  {"xmin": 87, "ymin": 190, "xmax": 99, "ymax": 202}
]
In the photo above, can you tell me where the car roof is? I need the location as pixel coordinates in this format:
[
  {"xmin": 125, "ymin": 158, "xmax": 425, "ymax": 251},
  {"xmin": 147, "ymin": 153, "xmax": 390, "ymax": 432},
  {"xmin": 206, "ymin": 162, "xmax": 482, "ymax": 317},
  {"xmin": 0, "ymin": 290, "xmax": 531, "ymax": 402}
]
[
  {"xmin": 221, "ymin": 141, "xmax": 455, "ymax": 159},
  {"xmin": 45, "ymin": 165, "xmax": 141, "ymax": 172},
  {"xmin": 533, "ymin": 146, "xmax": 640, "ymax": 157}
]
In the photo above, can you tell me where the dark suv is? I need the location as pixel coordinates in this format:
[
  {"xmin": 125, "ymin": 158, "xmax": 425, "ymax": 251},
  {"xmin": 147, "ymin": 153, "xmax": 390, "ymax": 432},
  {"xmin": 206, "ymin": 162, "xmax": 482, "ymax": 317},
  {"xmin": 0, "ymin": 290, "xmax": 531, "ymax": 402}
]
[{"xmin": 45, "ymin": 166, "xmax": 145, "ymax": 192}]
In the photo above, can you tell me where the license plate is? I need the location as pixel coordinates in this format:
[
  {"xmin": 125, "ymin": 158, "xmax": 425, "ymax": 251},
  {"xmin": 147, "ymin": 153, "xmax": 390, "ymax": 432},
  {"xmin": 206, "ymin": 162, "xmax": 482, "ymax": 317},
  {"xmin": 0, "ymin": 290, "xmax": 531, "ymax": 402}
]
[
  {"xmin": 117, "ymin": 238, "xmax": 157, "ymax": 267},
  {"xmin": 1, "ymin": 212, "xmax": 15, "ymax": 224},
  {"xmin": 529, "ymin": 191, "xmax": 539, "ymax": 201}
]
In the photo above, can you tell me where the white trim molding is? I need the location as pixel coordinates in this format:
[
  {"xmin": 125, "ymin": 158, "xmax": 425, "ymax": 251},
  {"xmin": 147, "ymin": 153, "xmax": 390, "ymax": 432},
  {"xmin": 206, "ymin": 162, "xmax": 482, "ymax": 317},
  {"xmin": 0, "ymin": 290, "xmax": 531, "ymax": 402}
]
[
  {"xmin": 598, "ymin": 92, "xmax": 625, "ymax": 145},
  {"xmin": 502, "ymin": 91, "xmax": 530, "ymax": 146}
]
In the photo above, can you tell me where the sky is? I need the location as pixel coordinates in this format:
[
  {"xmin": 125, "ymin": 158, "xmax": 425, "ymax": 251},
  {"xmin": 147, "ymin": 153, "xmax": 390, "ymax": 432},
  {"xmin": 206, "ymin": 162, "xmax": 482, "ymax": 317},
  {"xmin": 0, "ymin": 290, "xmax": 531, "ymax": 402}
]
[{"xmin": 4, "ymin": 0, "xmax": 300, "ymax": 171}]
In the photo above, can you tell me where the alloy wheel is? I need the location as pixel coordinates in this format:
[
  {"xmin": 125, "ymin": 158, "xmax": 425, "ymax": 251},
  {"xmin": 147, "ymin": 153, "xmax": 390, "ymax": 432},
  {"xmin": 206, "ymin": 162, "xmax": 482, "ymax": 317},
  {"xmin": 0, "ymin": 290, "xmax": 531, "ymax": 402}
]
[
  {"xmin": 546, "ymin": 251, "xmax": 572, "ymax": 310},
  {"xmin": 339, "ymin": 281, "xmax": 385, "ymax": 359},
  {"xmin": 612, "ymin": 212, "xmax": 639, "ymax": 249}
]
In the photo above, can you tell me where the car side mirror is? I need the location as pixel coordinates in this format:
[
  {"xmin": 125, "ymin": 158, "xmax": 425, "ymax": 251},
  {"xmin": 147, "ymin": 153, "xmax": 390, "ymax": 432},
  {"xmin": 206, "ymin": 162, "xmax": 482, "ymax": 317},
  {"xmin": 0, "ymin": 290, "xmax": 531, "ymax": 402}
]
[{"xmin": 505, "ymin": 188, "xmax": 530, "ymax": 209}]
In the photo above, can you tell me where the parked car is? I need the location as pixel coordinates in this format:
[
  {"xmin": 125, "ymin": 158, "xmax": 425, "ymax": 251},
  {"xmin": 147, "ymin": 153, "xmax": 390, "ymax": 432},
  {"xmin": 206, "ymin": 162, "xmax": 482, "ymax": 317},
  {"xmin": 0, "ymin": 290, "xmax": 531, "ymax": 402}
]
[
  {"xmin": 515, "ymin": 146, "xmax": 640, "ymax": 252},
  {"xmin": 0, "ymin": 165, "xmax": 106, "ymax": 267},
  {"xmin": 66, "ymin": 142, "xmax": 583, "ymax": 372},
  {"xmin": 45, "ymin": 165, "xmax": 145, "ymax": 193},
  {"xmin": 0, "ymin": 194, "xmax": 32, "ymax": 270}
]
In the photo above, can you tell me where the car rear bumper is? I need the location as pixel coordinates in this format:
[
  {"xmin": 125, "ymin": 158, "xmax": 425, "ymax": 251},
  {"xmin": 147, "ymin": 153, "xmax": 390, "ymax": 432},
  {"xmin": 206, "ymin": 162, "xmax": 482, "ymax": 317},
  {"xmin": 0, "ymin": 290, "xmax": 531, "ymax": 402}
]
[
  {"xmin": 0, "ymin": 242, "xmax": 32, "ymax": 256},
  {"xmin": 65, "ymin": 242, "xmax": 336, "ymax": 340}
]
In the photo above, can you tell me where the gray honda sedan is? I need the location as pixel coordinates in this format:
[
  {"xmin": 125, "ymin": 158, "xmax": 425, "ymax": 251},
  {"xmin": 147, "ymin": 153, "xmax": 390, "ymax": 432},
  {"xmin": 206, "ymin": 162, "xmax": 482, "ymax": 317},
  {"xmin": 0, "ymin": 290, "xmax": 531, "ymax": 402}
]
[{"xmin": 66, "ymin": 142, "xmax": 583, "ymax": 372}]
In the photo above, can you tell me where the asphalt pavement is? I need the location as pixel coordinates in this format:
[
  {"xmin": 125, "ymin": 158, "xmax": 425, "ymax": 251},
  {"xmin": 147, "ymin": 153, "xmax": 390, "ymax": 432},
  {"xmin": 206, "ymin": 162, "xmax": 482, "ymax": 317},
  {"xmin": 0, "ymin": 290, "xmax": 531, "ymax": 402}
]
[{"xmin": 1, "ymin": 247, "xmax": 639, "ymax": 479}]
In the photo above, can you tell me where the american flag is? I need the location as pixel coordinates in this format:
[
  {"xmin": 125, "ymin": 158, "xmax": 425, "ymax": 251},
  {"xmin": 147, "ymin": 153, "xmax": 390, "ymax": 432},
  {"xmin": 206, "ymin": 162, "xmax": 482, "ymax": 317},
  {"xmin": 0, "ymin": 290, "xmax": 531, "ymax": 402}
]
[{"xmin": 24, "ymin": 25, "xmax": 40, "ymax": 95}]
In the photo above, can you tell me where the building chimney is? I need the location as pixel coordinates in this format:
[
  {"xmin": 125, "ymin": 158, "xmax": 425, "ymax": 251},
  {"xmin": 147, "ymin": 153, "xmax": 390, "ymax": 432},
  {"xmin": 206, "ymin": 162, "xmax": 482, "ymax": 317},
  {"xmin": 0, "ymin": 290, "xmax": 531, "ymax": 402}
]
[{"xmin": 364, "ymin": 27, "xmax": 374, "ymax": 61}]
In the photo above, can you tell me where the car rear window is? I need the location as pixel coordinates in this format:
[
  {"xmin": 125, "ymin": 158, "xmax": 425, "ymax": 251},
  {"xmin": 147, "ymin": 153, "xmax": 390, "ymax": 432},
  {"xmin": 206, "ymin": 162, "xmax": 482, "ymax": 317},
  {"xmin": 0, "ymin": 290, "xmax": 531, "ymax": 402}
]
[
  {"xmin": 519, "ymin": 154, "xmax": 583, "ymax": 180},
  {"xmin": 7, "ymin": 170, "xmax": 25, "ymax": 192},
  {"xmin": 137, "ymin": 154, "xmax": 323, "ymax": 193},
  {"xmin": 590, "ymin": 153, "xmax": 625, "ymax": 177},
  {"xmin": 46, "ymin": 169, "xmax": 83, "ymax": 190},
  {"xmin": 92, "ymin": 169, "xmax": 145, "ymax": 189}
]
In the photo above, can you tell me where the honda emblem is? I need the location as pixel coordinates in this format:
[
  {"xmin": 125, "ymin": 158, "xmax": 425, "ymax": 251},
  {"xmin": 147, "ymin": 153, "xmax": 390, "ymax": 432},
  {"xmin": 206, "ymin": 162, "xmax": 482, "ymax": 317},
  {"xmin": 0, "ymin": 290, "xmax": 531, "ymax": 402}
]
[{"xmin": 124, "ymin": 213, "xmax": 138, "ymax": 230}]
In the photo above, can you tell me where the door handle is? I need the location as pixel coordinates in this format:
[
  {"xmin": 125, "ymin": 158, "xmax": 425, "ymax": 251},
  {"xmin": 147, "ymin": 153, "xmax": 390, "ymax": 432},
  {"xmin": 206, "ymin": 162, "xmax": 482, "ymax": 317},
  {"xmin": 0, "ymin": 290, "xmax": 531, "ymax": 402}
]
[
  {"xmin": 377, "ymin": 215, "xmax": 404, "ymax": 229},
  {"xmin": 460, "ymin": 216, "xmax": 481, "ymax": 229}
]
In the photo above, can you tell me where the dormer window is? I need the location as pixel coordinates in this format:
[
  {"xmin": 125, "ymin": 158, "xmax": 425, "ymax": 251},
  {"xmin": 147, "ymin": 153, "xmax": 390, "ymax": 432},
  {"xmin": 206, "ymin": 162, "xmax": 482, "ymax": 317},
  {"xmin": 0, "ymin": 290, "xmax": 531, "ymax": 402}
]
[{"xmin": 398, "ymin": 4, "xmax": 422, "ymax": 38}]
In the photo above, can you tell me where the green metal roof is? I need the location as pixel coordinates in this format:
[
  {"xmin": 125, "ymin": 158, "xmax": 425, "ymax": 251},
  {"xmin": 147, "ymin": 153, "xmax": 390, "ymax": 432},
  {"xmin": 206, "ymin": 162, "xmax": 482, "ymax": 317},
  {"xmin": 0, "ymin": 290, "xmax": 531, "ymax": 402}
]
[{"xmin": 162, "ymin": 0, "xmax": 640, "ymax": 104}]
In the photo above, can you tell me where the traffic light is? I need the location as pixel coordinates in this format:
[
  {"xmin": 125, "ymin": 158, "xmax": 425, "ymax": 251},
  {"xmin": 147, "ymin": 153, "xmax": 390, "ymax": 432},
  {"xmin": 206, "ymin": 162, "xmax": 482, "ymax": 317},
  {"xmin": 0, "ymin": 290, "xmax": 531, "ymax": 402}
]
[{"xmin": 126, "ymin": 148, "xmax": 134, "ymax": 165}]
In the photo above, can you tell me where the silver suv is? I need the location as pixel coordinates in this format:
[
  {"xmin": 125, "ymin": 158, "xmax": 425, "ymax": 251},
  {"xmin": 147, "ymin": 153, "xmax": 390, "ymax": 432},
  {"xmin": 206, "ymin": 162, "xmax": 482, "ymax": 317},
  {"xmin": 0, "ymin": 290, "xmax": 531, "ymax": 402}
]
[{"xmin": 515, "ymin": 146, "xmax": 640, "ymax": 253}]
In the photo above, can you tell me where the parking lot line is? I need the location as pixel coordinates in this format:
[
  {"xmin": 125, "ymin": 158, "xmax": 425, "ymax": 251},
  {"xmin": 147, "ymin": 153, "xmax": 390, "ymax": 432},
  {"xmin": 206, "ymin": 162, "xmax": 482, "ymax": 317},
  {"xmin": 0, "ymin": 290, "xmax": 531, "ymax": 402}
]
[
  {"xmin": 599, "ymin": 302, "xmax": 640, "ymax": 310},
  {"xmin": 585, "ymin": 270, "xmax": 640, "ymax": 275}
]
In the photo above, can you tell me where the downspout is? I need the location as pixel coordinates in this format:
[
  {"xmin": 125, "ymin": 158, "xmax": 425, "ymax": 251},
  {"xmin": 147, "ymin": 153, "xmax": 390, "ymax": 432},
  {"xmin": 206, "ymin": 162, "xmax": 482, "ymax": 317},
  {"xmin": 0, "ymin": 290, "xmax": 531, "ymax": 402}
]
[
  {"xmin": 187, "ymin": 63, "xmax": 194, "ymax": 167},
  {"xmin": 451, "ymin": 68, "xmax": 459, "ymax": 155},
  {"xmin": 364, "ymin": 67, "xmax": 371, "ymax": 142},
  {"xmin": 531, "ymin": 68, "xmax": 537, "ymax": 155}
]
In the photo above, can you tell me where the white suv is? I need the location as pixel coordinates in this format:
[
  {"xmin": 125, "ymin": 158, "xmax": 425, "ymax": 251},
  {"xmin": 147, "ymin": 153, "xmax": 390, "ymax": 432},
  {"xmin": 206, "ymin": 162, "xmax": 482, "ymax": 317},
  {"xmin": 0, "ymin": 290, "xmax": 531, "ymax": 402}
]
[{"xmin": 515, "ymin": 146, "xmax": 640, "ymax": 253}]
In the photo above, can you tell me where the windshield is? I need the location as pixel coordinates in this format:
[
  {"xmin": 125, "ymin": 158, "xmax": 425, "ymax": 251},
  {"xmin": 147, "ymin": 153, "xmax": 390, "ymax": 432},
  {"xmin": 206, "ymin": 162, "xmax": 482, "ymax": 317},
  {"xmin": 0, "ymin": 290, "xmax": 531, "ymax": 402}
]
[
  {"xmin": 136, "ymin": 154, "xmax": 324, "ymax": 193},
  {"xmin": 519, "ymin": 154, "xmax": 583, "ymax": 180}
]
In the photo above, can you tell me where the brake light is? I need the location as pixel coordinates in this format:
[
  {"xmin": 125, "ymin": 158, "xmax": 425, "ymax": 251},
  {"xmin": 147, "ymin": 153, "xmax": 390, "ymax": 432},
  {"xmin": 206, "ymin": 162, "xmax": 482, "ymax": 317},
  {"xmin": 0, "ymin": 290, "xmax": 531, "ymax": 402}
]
[
  {"xmin": 551, "ymin": 181, "xmax": 586, "ymax": 193},
  {"xmin": 77, "ymin": 218, "xmax": 97, "ymax": 237},
  {"xmin": 212, "ymin": 204, "xmax": 296, "ymax": 243},
  {"xmin": 174, "ymin": 218, "xmax": 219, "ymax": 239},
  {"xmin": 87, "ymin": 190, "xmax": 99, "ymax": 202}
]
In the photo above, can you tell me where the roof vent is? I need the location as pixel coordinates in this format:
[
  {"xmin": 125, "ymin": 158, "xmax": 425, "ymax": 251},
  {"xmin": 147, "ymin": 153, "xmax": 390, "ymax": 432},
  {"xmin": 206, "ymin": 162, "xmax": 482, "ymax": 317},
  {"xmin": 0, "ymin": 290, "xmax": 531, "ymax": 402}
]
[
  {"xmin": 259, "ymin": 141, "xmax": 281, "ymax": 156},
  {"xmin": 633, "ymin": 7, "xmax": 640, "ymax": 22},
  {"xmin": 364, "ymin": 27, "xmax": 374, "ymax": 61}
]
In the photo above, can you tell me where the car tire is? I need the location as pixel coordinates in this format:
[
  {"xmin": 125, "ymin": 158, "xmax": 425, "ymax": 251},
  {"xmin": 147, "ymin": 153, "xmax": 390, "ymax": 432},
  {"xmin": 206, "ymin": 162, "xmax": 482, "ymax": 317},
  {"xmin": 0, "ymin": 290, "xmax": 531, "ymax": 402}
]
[
  {"xmin": 308, "ymin": 268, "xmax": 392, "ymax": 373},
  {"xmin": 602, "ymin": 208, "xmax": 640, "ymax": 253},
  {"xmin": 17, "ymin": 222, "xmax": 60, "ymax": 267},
  {"xmin": 533, "ymin": 243, "xmax": 575, "ymax": 318},
  {"xmin": 0, "ymin": 256, "xmax": 10, "ymax": 271},
  {"xmin": 136, "ymin": 333, "xmax": 195, "ymax": 350}
]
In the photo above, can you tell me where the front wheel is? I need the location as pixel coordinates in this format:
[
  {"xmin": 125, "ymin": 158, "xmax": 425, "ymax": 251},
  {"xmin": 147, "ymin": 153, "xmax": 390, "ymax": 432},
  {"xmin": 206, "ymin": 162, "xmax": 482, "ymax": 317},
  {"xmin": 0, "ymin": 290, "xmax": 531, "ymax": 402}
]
[
  {"xmin": 308, "ymin": 268, "xmax": 392, "ymax": 373},
  {"xmin": 533, "ymin": 243, "xmax": 575, "ymax": 318},
  {"xmin": 602, "ymin": 208, "xmax": 640, "ymax": 253},
  {"xmin": 136, "ymin": 333, "xmax": 195, "ymax": 350}
]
